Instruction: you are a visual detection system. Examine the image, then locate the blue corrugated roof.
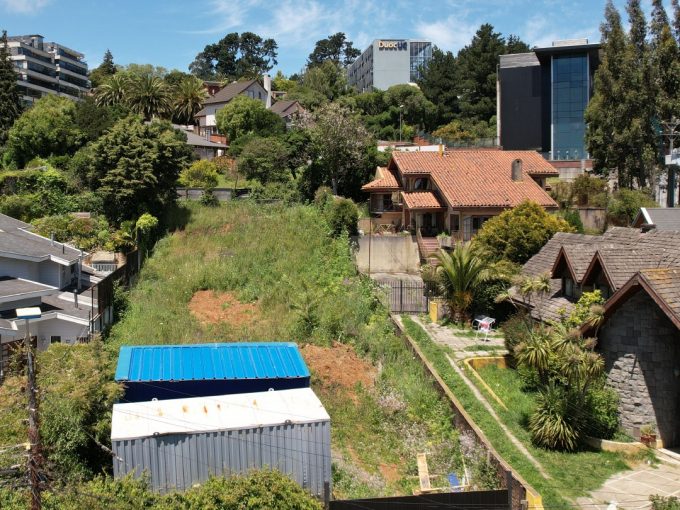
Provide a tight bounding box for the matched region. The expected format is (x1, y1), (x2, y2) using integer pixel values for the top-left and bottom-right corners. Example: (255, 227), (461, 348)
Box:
(115, 342), (310, 382)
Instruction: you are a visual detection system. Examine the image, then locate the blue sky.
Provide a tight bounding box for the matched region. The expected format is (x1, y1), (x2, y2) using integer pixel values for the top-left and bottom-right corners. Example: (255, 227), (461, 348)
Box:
(0, 0), (670, 75)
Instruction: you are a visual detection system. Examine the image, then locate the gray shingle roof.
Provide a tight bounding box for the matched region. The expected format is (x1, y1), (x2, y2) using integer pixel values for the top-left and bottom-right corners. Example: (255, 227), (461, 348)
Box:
(0, 213), (81, 264)
(499, 52), (540, 69)
(0, 276), (56, 301)
(639, 268), (680, 327)
(633, 207), (680, 232)
(203, 79), (260, 105)
(516, 227), (680, 322)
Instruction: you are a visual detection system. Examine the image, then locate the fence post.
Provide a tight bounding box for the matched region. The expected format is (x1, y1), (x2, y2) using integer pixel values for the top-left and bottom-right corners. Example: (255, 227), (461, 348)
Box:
(400, 280), (404, 312)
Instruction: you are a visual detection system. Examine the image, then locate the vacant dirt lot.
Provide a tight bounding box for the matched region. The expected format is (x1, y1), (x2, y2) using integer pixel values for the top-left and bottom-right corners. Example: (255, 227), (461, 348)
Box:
(188, 290), (259, 327)
(300, 342), (376, 401)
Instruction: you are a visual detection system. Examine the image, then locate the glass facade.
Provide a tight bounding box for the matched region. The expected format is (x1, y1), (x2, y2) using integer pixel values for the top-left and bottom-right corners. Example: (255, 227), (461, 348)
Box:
(552, 53), (589, 160)
(409, 42), (432, 82)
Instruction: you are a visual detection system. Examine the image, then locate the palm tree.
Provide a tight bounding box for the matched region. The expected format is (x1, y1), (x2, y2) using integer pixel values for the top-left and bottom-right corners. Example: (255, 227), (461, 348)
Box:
(94, 73), (130, 107)
(126, 75), (171, 121)
(434, 243), (493, 323)
(172, 77), (208, 125)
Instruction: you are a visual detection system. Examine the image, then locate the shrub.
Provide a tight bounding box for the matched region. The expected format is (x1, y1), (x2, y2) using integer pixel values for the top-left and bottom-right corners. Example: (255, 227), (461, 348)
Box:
(179, 160), (219, 188)
(0, 193), (43, 221)
(560, 209), (584, 233)
(501, 313), (532, 355)
(200, 188), (219, 206)
(572, 174), (608, 206)
(237, 136), (291, 184)
(474, 201), (575, 264)
(651, 496), (680, 510)
(326, 198), (358, 236)
(584, 385), (620, 440)
(313, 185), (334, 211)
(529, 384), (583, 451)
(607, 188), (658, 226)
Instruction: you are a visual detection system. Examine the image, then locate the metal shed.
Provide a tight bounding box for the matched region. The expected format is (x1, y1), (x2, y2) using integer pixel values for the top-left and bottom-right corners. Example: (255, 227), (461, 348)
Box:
(111, 388), (331, 498)
(115, 342), (311, 402)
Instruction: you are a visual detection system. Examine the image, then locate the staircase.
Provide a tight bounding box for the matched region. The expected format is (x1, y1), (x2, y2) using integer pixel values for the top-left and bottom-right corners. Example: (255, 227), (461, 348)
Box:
(416, 230), (440, 266)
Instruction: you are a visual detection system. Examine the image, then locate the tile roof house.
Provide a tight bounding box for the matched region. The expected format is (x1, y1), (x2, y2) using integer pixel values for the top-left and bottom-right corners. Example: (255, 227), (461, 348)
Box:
(361, 150), (558, 246)
(516, 227), (680, 446)
(0, 213), (110, 380)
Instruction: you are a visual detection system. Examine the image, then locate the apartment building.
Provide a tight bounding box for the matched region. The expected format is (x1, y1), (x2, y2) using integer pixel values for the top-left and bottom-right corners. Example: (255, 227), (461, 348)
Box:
(7, 34), (90, 105)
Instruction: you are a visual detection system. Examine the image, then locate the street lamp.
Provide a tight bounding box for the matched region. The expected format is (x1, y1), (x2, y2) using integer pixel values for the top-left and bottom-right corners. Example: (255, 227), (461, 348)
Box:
(399, 104), (404, 142)
(16, 306), (42, 510)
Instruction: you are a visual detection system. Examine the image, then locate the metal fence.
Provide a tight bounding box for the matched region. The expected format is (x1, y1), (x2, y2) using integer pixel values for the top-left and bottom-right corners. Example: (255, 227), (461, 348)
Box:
(375, 279), (432, 313)
(330, 490), (510, 510)
(416, 130), (500, 149)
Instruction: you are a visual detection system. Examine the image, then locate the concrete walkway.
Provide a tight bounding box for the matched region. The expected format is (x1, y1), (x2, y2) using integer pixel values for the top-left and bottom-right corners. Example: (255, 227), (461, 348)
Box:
(412, 315), (507, 359)
(576, 462), (680, 509)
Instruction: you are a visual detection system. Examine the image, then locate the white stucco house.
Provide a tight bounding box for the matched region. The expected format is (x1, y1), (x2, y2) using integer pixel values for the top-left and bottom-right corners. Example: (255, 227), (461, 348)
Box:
(0, 213), (111, 379)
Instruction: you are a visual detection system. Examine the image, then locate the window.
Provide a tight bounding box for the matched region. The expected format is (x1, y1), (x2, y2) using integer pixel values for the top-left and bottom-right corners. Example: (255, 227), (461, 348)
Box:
(382, 194), (393, 211)
(552, 53), (589, 160)
(50, 336), (61, 344)
(451, 214), (460, 232)
(414, 178), (429, 190)
(563, 277), (574, 298)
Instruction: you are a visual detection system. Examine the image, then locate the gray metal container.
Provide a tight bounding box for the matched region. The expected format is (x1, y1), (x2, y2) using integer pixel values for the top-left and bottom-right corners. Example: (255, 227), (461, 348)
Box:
(111, 388), (331, 498)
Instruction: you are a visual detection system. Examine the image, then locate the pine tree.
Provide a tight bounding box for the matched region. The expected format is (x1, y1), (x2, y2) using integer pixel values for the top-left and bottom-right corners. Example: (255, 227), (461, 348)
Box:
(417, 47), (459, 125)
(672, 0), (680, 42)
(100, 49), (116, 75)
(0, 30), (22, 147)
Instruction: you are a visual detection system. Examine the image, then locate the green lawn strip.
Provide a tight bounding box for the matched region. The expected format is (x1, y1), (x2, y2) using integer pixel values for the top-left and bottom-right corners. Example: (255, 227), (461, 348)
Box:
(470, 365), (630, 502)
(105, 202), (461, 499)
(463, 344), (503, 352)
(402, 315), (584, 508)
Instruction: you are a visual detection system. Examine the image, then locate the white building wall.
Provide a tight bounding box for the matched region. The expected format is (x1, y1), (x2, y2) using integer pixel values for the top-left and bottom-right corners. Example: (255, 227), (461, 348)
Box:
(14, 317), (89, 351)
(0, 256), (39, 281)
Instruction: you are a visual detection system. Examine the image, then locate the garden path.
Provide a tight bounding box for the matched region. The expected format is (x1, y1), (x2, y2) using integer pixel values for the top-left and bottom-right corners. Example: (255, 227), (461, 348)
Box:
(408, 316), (551, 480)
(576, 461), (680, 509)
(412, 316), (507, 360)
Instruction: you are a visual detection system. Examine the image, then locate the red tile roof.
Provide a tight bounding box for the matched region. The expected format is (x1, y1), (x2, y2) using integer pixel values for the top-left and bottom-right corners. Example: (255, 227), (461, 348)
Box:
(361, 166), (401, 191)
(390, 151), (558, 208)
(401, 191), (445, 210)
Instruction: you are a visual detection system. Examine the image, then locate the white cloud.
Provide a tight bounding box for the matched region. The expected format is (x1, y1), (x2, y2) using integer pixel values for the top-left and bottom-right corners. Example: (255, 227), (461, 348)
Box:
(1, 0), (52, 14)
(187, 0), (263, 35)
(415, 15), (478, 51)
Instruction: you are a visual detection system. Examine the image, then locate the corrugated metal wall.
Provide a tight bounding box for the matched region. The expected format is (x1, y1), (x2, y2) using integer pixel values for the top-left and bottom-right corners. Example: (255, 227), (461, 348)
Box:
(112, 420), (331, 498)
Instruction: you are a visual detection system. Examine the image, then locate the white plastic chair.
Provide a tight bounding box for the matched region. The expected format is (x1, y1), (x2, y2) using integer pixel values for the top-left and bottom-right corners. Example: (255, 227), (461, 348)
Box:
(475, 317), (495, 341)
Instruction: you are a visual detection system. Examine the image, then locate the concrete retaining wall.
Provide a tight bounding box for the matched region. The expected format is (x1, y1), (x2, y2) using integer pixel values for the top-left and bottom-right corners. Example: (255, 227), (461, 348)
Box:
(355, 235), (420, 274)
(577, 207), (606, 232)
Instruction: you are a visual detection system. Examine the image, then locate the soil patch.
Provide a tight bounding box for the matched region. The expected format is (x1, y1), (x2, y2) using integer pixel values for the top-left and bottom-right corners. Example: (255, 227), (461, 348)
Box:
(188, 290), (259, 327)
(301, 342), (376, 401)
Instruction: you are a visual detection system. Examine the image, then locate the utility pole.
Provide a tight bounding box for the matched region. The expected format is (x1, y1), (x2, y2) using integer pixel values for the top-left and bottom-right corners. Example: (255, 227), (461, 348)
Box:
(661, 117), (680, 207)
(17, 308), (43, 510)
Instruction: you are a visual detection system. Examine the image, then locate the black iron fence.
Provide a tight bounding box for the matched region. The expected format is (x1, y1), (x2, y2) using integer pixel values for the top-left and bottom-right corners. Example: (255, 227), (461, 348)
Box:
(330, 490), (509, 510)
(375, 279), (435, 313)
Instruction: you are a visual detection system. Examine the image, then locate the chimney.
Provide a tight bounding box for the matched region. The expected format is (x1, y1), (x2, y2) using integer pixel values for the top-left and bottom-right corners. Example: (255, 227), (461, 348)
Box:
(50, 232), (55, 246)
(263, 74), (272, 109)
(511, 158), (523, 181)
(73, 291), (79, 309)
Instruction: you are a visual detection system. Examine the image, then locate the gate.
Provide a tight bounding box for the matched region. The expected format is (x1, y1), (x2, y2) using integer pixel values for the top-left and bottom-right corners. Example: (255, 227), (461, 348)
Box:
(375, 279), (430, 313)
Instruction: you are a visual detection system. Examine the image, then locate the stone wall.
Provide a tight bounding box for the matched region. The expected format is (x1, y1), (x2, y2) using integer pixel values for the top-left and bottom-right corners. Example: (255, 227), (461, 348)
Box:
(599, 290), (680, 446)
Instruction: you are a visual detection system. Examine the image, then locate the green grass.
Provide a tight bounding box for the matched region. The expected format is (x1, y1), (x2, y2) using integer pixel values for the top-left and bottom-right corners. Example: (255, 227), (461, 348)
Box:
(401, 315), (629, 508)
(105, 201), (463, 498)
(463, 344), (503, 352)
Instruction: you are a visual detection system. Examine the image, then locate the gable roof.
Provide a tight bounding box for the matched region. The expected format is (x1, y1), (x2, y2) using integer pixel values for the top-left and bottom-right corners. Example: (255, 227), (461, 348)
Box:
(203, 79), (262, 105)
(0, 213), (81, 265)
(518, 227), (680, 322)
(361, 166), (401, 191)
(632, 207), (680, 231)
(270, 99), (303, 118)
(389, 151), (558, 208)
(402, 191), (446, 210)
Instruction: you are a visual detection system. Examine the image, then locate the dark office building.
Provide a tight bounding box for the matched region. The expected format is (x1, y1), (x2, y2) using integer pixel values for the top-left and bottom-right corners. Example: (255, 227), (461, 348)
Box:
(497, 39), (601, 161)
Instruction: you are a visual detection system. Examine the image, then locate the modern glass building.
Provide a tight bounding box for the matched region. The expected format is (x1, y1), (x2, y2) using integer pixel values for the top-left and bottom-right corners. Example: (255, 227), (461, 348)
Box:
(497, 39), (600, 161)
(348, 39), (432, 92)
(7, 34), (90, 106)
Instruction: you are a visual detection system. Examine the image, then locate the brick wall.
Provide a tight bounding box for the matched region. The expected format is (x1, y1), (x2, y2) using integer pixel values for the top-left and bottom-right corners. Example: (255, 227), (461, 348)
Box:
(599, 291), (680, 446)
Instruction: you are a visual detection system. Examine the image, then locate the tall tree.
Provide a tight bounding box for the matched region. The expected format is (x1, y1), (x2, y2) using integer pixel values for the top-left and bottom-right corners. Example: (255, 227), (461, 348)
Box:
(308, 32), (360, 67)
(94, 73), (130, 107)
(673, 0), (680, 42)
(0, 30), (22, 147)
(126, 75), (171, 121)
(455, 24), (529, 123)
(215, 95), (285, 143)
(586, 0), (657, 188)
(89, 49), (117, 88)
(306, 102), (373, 196)
(417, 47), (459, 125)
(172, 75), (208, 125)
(506, 35), (531, 54)
(189, 32), (277, 80)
